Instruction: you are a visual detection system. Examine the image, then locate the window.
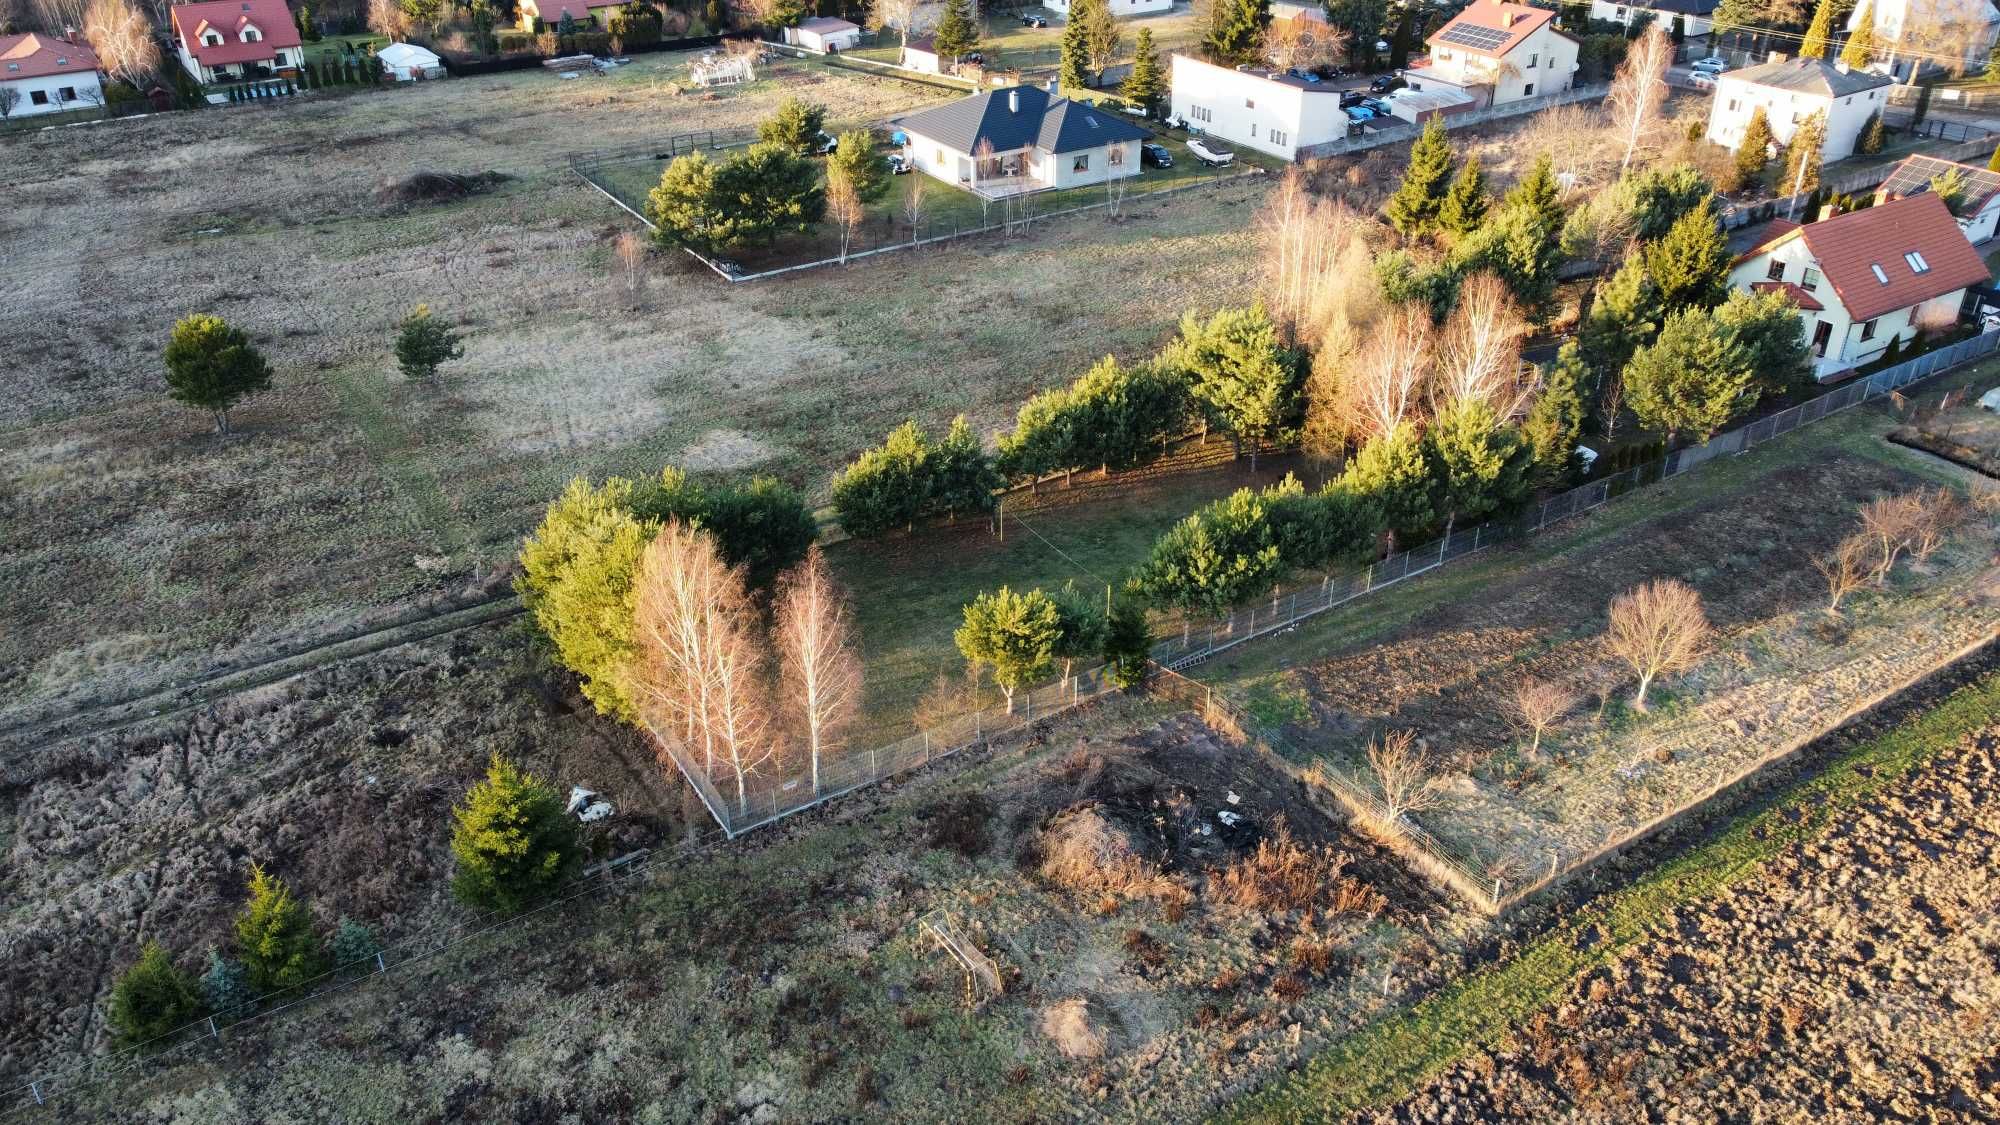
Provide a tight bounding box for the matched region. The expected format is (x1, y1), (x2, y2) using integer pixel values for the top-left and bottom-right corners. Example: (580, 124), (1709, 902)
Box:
(1251, 123), (1258, 136)
(1905, 250), (1930, 272)
(1766, 259), (1786, 282)
(935, 148), (944, 164)
(1074, 154), (1089, 172)
(1861, 318), (1878, 340)
(1191, 104), (1212, 122)
(1523, 82), (1535, 96)
(203, 31), (223, 45)
(1245, 97), (1255, 108)
(1727, 98), (1740, 112)
(30, 89), (48, 104)
(1271, 129), (1288, 145)
(1802, 267), (1821, 291)
(1527, 52), (1538, 68)
(242, 27), (260, 41)
(1869, 263), (1889, 284)
(58, 86), (74, 100)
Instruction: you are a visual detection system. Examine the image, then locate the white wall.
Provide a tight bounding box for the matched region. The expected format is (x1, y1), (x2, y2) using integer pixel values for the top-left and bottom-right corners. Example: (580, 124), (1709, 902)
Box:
(1587, 1), (1713, 38)
(1730, 244), (1969, 377)
(798, 26), (861, 52)
(1168, 54), (1345, 162)
(177, 41), (302, 83)
(901, 46), (941, 74)
(1036, 140), (1140, 188)
(2, 69), (104, 115)
(1424, 22), (1577, 103)
(1705, 73), (1885, 162)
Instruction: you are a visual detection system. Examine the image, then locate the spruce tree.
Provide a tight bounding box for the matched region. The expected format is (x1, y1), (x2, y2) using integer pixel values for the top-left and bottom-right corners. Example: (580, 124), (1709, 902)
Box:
(1840, 1), (1874, 69)
(932, 0), (979, 66)
(1060, 3), (1090, 91)
(108, 942), (203, 1047)
(1623, 306), (1758, 441)
(1122, 28), (1165, 116)
(1340, 423), (1435, 543)
(1642, 198), (1730, 314)
(1385, 117), (1455, 239)
(1437, 154), (1491, 237)
(163, 314), (273, 434)
(234, 864), (326, 994)
(1582, 255), (1661, 375)
(1102, 595), (1153, 690)
(1505, 154), (1565, 232)
(927, 414), (1001, 522)
(1735, 105), (1774, 186)
(1855, 109), (1886, 155)
(199, 951), (252, 1024)
(394, 303), (465, 383)
(1424, 401), (1531, 534)
(1799, 0), (1837, 58)
(1523, 342), (1588, 488)
(450, 755), (582, 915)
(1203, 0), (1272, 65)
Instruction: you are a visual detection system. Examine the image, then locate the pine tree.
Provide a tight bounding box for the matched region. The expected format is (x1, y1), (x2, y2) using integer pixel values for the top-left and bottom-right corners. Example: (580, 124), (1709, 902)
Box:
(954, 587), (1063, 712)
(1642, 198), (1730, 313)
(1341, 423), (1435, 543)
(1385, 116), (1455, 239)
(1452, 172), (1567, 323)
(1505, 154), (1565, 232)
(832, 420), (933, 536)
(1799, 0), (1837, 58)
(1523, 341), (1588, 488)
(1840, 1), (1874, 69)
(1582, 255), (1661, 375)
(1203, 0), (1272, 65)
(108, 942), (203, 1046)
(163, 314), (274, 434)
(1624, 305), (1758, 441)
(1715, 287), (1815, 396)
(1855, 109), (1886, 155)
(1122, 28), (1165, 116)
(1048, 581), (1109, 682)
(1424, 400), (1532, 533)
(234, 864), (326, 994)
(927, 414), (1001, 521)
(827, 129), (890, 203)
(1101, 594), (1153, 690)
(394, 303), (465, 383)
(1735, 105), (1774, 186)
(450, 755), (582, 915)
(932, 0), (979, 66)
(1437, 154), (1491, 237)
(1060, 2), (1090, 91)
(1158, 304), (1302, 466)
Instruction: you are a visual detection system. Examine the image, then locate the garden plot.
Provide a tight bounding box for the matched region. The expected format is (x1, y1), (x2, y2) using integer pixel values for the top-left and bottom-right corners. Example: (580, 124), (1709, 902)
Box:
(1199, 425), (2000, 891)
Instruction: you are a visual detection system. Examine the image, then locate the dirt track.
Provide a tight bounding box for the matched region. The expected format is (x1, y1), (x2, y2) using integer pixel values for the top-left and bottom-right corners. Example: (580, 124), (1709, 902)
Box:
(1375, 717), (2000, 1122)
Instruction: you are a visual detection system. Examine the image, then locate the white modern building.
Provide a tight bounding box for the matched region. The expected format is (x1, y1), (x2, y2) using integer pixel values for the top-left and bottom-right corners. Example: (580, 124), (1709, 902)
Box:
(170, 0), (305, 84)
(890, 84), (1149, 195)
(1168, 53), (1348, 162)
(1845, 0), (2000, 81)
(0, 34), (103, 115)
(1587, 0), (1717, 39)
(1403, 0), (1579, 108)
(1728, 193), (1990, 378)
(900, 36), (943, 75)
(1704, 56), (1893, 165)
(787, 16), (862, 53)
(1875, 153), (2000, 244)
(1045, 0), (1173, 15)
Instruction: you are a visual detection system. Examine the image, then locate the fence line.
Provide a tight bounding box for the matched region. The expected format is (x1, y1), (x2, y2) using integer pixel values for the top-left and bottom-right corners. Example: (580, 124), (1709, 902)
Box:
(1293, 84), (1609, 162)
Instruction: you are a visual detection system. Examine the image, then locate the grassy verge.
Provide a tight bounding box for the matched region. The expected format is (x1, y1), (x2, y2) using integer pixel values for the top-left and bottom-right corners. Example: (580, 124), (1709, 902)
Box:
(1222, 658), (2000, 1123)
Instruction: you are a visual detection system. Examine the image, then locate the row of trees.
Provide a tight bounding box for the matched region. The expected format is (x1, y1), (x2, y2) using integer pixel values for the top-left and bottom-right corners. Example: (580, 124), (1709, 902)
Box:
(953, 583), (1150, 711)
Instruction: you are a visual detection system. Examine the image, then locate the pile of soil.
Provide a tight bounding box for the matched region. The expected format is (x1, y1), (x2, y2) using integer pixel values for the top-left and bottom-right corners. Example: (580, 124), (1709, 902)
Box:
(376, 170), (511, 209)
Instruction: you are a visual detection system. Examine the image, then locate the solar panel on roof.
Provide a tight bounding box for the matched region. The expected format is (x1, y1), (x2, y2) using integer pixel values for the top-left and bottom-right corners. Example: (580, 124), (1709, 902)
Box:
(1437, 23), (1511, 51)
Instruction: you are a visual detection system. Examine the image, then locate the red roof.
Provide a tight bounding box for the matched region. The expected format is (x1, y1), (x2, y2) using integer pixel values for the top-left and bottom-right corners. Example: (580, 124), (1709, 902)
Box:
(1426, 0), (1563, 58)
(172, 0), (302, 68)
(0, 33), (99, 81)
(530, 0), (624, 22)
(1750, 280), (1825, 311)
(1744, 194), (1990, 324)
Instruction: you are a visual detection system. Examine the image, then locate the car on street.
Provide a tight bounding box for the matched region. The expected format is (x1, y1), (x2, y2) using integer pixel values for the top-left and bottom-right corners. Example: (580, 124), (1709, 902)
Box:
(1020, 13), (1046, 26)
(1689, 72), (1716, 89)
(1340, 90), (1366, 108)
(1691, 55), (1728, 73)
(1285, 67), (1322, 83)
(1140, 141), (1173, 168)
(887, 154), (913, 174)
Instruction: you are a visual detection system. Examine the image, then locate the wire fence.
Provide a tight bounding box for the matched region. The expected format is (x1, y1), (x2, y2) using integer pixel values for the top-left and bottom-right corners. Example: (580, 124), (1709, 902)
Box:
(1151, 329), (2000, 673)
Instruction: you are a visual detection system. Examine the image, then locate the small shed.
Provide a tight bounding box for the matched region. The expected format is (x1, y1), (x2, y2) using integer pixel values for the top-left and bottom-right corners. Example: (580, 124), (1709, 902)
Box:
(379, 42), (445, 81)
(789, 16), (862, 53)
(901, 36), (941, 74)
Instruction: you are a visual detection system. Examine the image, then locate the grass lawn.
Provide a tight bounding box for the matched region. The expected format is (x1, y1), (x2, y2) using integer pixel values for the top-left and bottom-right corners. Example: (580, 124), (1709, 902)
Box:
(302, 32), (390, 67)
(849, 5), (1206, 79)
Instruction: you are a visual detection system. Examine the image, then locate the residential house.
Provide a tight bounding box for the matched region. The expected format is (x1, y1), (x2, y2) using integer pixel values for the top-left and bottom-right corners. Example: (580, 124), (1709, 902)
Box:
(890, 84), (1148, 196)
(516, 0), (626, 30)
(1045, 0), (1173, 15)
(0, 34), (103, 116)
(787, 17), (863, 53)
(1586, 0), (1717, 39)
(1168, 53), (1347, 162)
(1704, 56), (1892, 165)
(1845, 0), (2000, 81)
(1875, 153), (2000, 243)
(1727, 193), (1990, 378)
(1402, 0), (1578, 108)
(901, 36), (942, 75)
(171, 0), (305, 84)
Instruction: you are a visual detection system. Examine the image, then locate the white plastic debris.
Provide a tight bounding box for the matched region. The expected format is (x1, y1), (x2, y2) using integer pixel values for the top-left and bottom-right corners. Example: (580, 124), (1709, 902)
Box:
(567, 786), (615, 823)
(1216, 810), (1244, 828)
(1225, 790), (1242, 806)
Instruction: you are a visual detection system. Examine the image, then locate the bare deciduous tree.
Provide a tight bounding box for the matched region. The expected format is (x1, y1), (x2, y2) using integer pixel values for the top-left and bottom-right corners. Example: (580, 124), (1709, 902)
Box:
(82, 0), (156, 86)
(1434, 272), (1534, 419)
(0, 87), (19, 120)
(613, 230), (647, 299)
(1342, 304), (1433, 441)
(1261, 16), (1347, 72)
(1366, 730), (1443, 826)
(775, 546), (863, 796)
(1911, 486), (1968, 563)
(31, 0), (88, 37)
(1597, 374), (1625, 444)
(368, 0), (412, 42)
(827, 170), (865, 265)
(1859, 492), (1922, 584)
(1606, 25), (1673, 175)
(1521, 101), (1612, 190)
(1511, 678), (1575, 760)
(1604, 578), (1711, 710)
(870, 0), (937, 45)
(902, 174), (928, 234)
(1258, 171), (1377, 351)
(1812, 532), (1873, 616)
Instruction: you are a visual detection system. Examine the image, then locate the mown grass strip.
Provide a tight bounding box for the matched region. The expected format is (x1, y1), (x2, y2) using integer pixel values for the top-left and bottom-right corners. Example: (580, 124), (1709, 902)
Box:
(1220, 662), (2000, 1124)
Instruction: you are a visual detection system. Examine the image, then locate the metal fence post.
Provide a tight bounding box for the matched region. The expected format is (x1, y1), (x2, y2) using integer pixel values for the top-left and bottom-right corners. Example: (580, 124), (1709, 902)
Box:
(208, 1015), (218, 1038)
(30, 1082), (41, 1106)
(923, 729), (932, 765)
(375, 952), (386, 974)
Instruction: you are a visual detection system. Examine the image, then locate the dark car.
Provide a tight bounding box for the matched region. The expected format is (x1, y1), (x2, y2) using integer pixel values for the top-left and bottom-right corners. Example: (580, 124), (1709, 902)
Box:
(1339, 90), (1366, 108)
(1360, 96), (1394, 116)
(1141, 141), (1173, 168)
(1369, 73), (1406, 94)
(1020, 13), (1046, 26)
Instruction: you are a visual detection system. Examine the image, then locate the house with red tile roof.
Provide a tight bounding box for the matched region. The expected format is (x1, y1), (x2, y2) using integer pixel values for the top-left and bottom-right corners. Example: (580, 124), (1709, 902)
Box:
(171, 0), (305, 85)
(1728, 193), (1991, 379)
(1403, 0), (1579, 108)
(0, 34), (103, 117)
(514, 0), (627, 31)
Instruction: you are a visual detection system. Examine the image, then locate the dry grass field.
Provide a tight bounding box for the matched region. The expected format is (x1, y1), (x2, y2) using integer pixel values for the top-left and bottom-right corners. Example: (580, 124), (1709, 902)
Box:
(0, 50), (1269, 731)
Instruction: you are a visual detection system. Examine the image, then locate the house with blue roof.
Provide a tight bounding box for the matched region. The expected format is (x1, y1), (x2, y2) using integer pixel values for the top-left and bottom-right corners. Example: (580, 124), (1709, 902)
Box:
(889, 84), (1151, 197)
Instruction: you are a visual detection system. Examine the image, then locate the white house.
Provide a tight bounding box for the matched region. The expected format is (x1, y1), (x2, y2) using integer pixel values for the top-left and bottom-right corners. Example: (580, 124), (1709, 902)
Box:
(1587, 0), (1717, 39)
(171, 0), (305, 84)
(900, 36), (942, 75)
(0, 34), (103, 116)
(1875, 153), (2000, 244)
(788, 16), (862, 53)
(1168, 53), (1347, 162)
(377, 42), (444, 81)
(1845, 0), (2000, 81)
(1045, 0), (1173, 15)
(1728, 193), (1990, 378)
(889, 84), (1149, 195)
(1403, 0), (1579, 108)
(1704, 56), (1892, 165)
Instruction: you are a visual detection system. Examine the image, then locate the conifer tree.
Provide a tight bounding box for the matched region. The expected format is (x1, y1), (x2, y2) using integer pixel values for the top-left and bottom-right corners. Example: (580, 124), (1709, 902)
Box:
(832, 420), (933, 536)
(1048, 581), (1109, 682)
(1624, 305), (1758, 441)
(1102, 594), (1153, 689)
(1735, 105), (1774, 185)
(1523, 341), (1588, 487)
(1799, 0), (1837, 58)
(1782, 110), (1827, 195)
(1840, 1), (1874, 69)
(1341, 423), (1435, 543)
(163, 314), (274, 434)
(108, 942), (203, 1046)
(450, 755), (582, 915)
(1060, 1), (1090, 90)
(932, 0), (979, 66)
(1437, 154), (1491, 237)
(1582, 254), (1661, 377)
(928, 414), (1001, 521)
(1158, 304), (1301, 467)
(1642, 198), (1730, 313)
(954, 587), (1063, 712)
(234, 864), (326, 993)
(1122, 27), (1165, 115)
(1855, 109), (1885, 155)
(1385, 117), (1455, 238)
(1203, 0), (1272, 64)
(1424, 400), (1532, 534)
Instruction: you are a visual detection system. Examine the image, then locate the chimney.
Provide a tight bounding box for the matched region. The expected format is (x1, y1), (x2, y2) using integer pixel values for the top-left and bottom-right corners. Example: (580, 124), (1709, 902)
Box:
(1835, 59), (1849, 73)
(1009, 88), (1019, 113)
(1501, 11), (1514, 27)
(1768, 50), (1787, 63)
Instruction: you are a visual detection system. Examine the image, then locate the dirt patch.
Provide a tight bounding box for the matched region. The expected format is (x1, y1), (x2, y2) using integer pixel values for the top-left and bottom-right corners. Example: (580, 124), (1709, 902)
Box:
(678, 427), (778, 472)
(376, 170), (511, 210)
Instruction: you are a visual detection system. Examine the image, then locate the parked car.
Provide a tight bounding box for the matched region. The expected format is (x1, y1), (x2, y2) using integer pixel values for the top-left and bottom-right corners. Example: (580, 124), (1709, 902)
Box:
(1340, 90), (1366, 108)
(1689, 72), (1716, 89)
(1344, 105), (1375, 124)
(1141, 141), (1173, 168)
(1369, 73), (1405, 94)
(1285, 67), (1322, 83)
(1691, 55), (1728, 73)
(1121, 102), (1150, 118)
(887, 154), (913, 174)
(811, 131), (838, 155)
(1360, 96), (1393, 116)
(1020, 13), (1046, 26)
